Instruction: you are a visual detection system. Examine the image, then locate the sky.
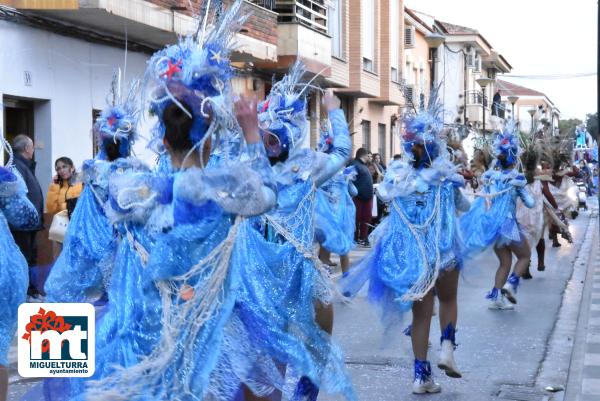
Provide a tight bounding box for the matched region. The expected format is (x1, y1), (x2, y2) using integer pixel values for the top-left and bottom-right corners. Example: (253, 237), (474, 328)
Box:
(404, 0), (598, 121)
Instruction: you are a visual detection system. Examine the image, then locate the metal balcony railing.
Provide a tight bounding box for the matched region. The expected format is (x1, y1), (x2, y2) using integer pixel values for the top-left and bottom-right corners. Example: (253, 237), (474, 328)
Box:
(466, 90), (486, 106)
(491, 103), (507, 119)
(275, 0), (329, 34)
(466, 91), (511, 120)
(247, 0), (276, 10)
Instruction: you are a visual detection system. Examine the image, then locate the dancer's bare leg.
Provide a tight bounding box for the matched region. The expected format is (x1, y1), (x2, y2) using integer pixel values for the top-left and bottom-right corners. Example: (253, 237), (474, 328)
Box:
(411, 291), (434, 360)
(493, 246), (513, 289)
(510, 239), (531, 278)
(436, 269), (459, 332)
(435, 268), (461, 378)
(318, 247), (332, 265)
(340, 254), (350, 274)
(315, 301), (334, 335)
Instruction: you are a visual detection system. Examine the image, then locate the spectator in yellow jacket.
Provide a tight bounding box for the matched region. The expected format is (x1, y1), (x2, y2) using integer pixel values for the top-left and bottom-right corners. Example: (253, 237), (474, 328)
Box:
(46, 157), (83, 257)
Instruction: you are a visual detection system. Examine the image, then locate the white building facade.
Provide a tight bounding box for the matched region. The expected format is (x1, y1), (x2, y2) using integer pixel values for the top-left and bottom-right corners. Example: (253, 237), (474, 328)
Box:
(0, 18), (152, 194)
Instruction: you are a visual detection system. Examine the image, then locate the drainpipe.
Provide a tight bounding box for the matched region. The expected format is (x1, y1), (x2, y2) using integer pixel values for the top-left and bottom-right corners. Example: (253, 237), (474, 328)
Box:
(463, 51), (467, 124)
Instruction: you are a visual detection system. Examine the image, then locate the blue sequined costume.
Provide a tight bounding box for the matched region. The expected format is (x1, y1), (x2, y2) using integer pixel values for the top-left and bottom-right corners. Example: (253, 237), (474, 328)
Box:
(42, 160), (167, 401)
(459, 167), (535, 252)
(254, 65), (356, 399)
(44, 160), (115, 303)
(0, 166), (39, 366)
(340, 97), (469, 326)
(81, 3), (304, 400)
(315, 166), (357, 256)
(341, 158), (467, 324)
(34, 77), (149, 401)
(85, 142), (278, 401)
(44, 76), (140, 303)
(459, 126), (535, 253)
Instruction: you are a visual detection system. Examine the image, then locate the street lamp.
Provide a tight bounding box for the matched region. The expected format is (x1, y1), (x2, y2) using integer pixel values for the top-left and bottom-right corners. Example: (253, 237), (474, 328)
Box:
(476, 78), (494, 133)
(527, 109), (536, 133)
(507, 96), (519, 119)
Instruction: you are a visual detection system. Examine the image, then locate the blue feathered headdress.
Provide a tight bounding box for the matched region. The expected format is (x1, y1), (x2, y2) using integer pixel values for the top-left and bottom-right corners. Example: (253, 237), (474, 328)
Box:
(401, 89), (445, 165)
(94, 72), (140, 160)
(492, 120), (521, 166)
(146, 0), (248, 152)
(257, 61), (313, 157)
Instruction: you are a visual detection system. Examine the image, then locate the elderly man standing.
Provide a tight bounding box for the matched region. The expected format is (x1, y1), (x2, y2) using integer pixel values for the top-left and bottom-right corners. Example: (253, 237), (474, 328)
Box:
(350, 147), (374, 246)
(11, 134), (44, 299)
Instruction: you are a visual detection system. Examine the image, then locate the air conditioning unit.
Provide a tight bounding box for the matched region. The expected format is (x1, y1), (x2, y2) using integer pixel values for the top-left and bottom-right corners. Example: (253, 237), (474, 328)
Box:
(404, 26), (415, 48)
(405, 85), (415, 103)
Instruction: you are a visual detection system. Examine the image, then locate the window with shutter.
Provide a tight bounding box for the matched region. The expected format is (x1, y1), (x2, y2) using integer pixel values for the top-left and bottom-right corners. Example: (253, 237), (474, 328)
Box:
(473, 57), (481, 73)
(362, 0), (375, 71)
(391, 67), (399, 82)
(329, 0), (343, 58)
(362, 120), (372, 151)
(390, 0), (399, 74)
(404, 26), (415, 48)
(467, 53), (474, 68)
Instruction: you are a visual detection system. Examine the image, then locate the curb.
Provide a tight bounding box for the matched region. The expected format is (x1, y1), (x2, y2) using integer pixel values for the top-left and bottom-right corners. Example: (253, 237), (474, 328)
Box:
(536, 204), (599, 400)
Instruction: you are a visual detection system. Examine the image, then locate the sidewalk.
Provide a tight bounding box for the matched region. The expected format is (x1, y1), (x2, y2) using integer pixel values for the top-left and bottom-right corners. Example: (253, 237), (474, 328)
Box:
(563, 200), (600, 401)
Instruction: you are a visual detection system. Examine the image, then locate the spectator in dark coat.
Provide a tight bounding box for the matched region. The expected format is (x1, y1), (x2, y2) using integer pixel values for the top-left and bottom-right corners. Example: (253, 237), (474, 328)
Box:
(11, 134), (44, 298)
(349, 147), (374, 246)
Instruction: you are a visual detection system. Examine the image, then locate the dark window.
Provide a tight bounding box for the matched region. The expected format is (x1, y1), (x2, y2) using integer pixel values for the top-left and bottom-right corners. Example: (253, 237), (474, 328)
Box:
(378, 123), (386, 163)
(362, 120), (371, 151)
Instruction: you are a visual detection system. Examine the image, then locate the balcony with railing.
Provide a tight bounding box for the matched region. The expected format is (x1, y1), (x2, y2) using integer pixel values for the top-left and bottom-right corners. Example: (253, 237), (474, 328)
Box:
(13, 0), (278, 61)
(256, 0), (332, 75)
(275, 0), (328, 34)
(247, 0), (276, 10)
(466, 90), (510, 130)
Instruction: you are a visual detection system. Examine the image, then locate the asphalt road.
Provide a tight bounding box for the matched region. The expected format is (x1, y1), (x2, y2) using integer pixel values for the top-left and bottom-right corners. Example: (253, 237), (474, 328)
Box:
(322, 202), (598, 401)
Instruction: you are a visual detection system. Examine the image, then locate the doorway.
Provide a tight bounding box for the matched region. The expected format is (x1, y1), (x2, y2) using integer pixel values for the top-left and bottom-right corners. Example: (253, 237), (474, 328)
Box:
(3, 96), (35, 160)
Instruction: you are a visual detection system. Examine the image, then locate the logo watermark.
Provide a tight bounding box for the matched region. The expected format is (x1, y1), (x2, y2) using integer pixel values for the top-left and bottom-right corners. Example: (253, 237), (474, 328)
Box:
(18, 303), (95, 377)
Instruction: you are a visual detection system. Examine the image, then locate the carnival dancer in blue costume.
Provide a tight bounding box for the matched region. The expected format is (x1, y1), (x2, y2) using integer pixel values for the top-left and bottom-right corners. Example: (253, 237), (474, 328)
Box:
(255, 63), (356, 401)
(44, 73), (139, 304)
(341, 95), (470, 394)
(83, 3), (311, 401)
(315, 126), (357, 275)
(32, 77), (152, 401)
(0, 137), (39, 401)
(459, 121), (535, 310)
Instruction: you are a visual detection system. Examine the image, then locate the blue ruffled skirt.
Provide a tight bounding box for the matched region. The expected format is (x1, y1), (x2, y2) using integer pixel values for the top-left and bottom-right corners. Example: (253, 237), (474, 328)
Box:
(459, 191), (526, 254)
(314, 186), (356, 256)
(341, 183), (462, 326)
(38, 225), (162, 401)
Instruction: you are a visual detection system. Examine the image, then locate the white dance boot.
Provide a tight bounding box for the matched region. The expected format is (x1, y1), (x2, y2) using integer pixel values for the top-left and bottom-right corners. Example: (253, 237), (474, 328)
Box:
(437, 323), (462, 378)
(412, 359), (442, 394)
(438, 340), (462, 378)
(487, 287), (515, 310)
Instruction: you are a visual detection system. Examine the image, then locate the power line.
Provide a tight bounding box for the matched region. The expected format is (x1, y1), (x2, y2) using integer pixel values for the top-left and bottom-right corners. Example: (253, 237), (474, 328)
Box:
(504, 72), (597, 80)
